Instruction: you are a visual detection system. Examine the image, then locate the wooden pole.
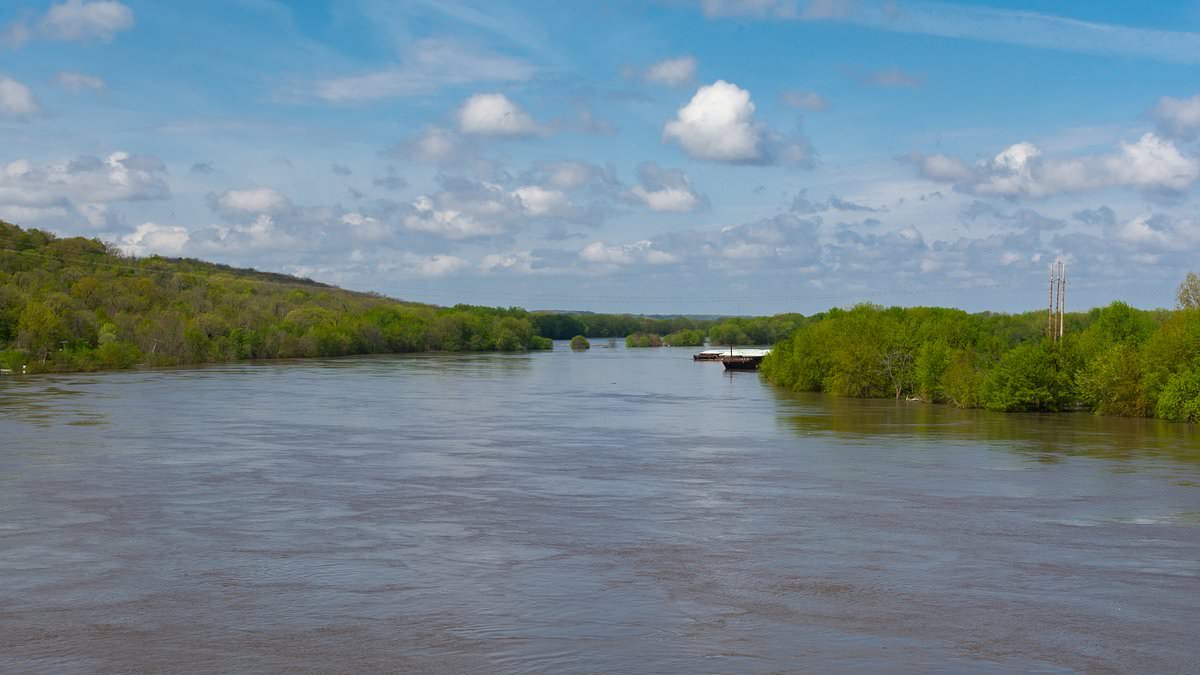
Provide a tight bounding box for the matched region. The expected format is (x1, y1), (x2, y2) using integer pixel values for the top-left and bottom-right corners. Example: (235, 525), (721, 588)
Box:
(1059, 261), (1067, 338)
(1048, 262), (1055, 339)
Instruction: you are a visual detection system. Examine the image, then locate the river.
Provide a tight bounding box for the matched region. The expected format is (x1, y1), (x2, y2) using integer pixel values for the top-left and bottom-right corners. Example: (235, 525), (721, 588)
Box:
(1, 342), (1197, 673)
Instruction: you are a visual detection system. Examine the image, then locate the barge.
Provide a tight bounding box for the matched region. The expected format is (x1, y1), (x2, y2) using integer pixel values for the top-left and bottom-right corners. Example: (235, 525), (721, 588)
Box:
(694, 347), (772, 370)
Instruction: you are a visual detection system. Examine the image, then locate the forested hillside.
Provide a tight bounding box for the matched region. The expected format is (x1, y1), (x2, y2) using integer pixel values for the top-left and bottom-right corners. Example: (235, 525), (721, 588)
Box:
(760, 298), (1200, 423)
(0, 222), (552, 373)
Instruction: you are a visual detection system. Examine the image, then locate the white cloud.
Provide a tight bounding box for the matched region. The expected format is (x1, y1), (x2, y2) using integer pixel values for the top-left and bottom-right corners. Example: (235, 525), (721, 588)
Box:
(631, 186), (700, 212)
(404, 194), (507, 239)
(340, 212), (392, 241)
(191, 214), (304, 255)
(0, 75), (37, 116)
(628, 162), (704, 212)
(39, 0), (134, 43)
(1153, 94), (1200, 140)
(907, 151), (977, 182)
(0, 152), (168, 222)
(480, 250), (536, 274)
(644, 56), (697, 87)
(401, 174), (586, 240)
(580, 240), (678, 266)
(310, 38), (534, 103)
(406, 253), (469, 278)
(213, 187), (288, 213)
(664, 80), (762, 162)
(913, 133), (1199, 197)
(512, 185), (572, 216)
(395, 127), (473, 165)
(54, 71), (106, 93)
(780, 89), (829, 111)
(541, 161), (603, 190)
(458, 93), (541, 136)
(663, 80), (814, 166)
(120, 222), (190, 257)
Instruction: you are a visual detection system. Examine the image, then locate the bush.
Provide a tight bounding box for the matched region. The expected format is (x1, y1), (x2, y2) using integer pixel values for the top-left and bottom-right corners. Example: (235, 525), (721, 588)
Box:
(1156, 366), (1200, 422)
(980, 341), (1078, 412)
(569, 335), (590, 350)
(663, 329), (705, 347)
(625, 332), (662, 348)
(529, 335), (553, 350)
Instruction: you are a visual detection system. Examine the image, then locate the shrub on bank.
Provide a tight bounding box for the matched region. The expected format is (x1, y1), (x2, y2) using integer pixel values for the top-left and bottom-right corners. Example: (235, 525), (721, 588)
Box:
(625, 333), (662, 348)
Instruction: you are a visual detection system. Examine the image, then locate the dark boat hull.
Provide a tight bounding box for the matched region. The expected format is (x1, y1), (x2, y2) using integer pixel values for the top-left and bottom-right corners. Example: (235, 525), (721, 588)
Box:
(721, 356), (764, 370)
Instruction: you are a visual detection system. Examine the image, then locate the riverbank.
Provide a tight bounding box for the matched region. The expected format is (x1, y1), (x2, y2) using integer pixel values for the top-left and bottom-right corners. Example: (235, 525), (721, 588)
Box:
(760, 302), (1200, 423)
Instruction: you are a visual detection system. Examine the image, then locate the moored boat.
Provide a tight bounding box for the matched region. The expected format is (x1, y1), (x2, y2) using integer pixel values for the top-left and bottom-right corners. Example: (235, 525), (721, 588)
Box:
(720, 348), (771, 370)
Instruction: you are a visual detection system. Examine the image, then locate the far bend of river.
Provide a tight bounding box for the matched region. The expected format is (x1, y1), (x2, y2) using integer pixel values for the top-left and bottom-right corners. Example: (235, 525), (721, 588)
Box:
(2, 343), (1199, 674)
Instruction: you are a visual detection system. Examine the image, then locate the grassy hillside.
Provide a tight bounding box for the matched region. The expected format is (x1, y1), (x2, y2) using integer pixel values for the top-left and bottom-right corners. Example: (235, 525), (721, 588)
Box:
(0, 221), (551, 373)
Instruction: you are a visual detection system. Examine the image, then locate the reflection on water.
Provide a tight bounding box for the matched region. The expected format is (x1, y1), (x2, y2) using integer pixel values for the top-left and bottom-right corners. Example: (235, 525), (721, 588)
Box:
(781, 391), (1200, 466)
(1, 344), (1198, 674)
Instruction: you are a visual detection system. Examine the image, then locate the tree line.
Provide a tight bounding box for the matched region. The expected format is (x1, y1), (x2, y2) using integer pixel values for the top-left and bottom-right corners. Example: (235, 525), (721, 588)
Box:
(0, 222), (554, 373)
(760, 282), (1200, 423)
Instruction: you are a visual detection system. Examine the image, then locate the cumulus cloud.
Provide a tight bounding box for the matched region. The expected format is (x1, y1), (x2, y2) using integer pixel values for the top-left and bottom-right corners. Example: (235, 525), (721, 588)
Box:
(1153, 94), (1200, 140)
(520, 160), (619, 193)
(663, 80), (815, 166)
(480, 250), (537, 274)
(190, 162), (215, 175)
(404, 193), (507, 239)
(0, 75), (37, 116)
(331, 163), (352, 176)
(0, 152), (168, 227)
(643, 56), (697, 87)
(458, 93), (541, 136)
(905, 151), (976, 182)
(392, 127), (474, 166)
(401, 174), (590, 240)
(209, 187), (289, 216)
(628, 162), (704, 212)
(512, 185), (572, 216)
(407, 253), (469, 277)
(309, 38), (535, 103)
(780, 89), (829, 111)
(910, 133), (1199, 197)
(580, 240), (679, 266)
(54, 71), (106, 94)
(120, 222), (190, 257)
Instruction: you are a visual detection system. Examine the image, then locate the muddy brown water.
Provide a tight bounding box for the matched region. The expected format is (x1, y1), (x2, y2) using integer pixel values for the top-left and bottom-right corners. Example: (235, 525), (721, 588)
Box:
(1, 342), (1198, 673)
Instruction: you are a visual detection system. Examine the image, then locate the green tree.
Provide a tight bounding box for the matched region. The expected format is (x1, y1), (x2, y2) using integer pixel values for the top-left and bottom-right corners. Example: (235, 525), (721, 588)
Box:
(569, 335), (590, 350)
(16, 300), (69, 361)
(1155, 365), (1200, 422)
(980, 340), (1079, 412)
(1178, 272), (1200, 310)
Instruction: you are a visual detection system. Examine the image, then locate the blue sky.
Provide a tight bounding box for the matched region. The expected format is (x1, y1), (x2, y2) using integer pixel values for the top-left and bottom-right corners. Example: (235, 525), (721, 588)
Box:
(3, 0), (1200, 314)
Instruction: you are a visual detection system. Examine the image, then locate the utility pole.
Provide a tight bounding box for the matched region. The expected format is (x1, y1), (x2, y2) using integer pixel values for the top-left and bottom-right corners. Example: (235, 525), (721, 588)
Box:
(1058, 261), (1067, 339)
(1047, 262), (1055, 339)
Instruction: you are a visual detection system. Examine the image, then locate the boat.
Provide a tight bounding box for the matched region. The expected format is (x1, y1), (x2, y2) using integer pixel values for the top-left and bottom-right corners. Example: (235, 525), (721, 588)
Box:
(695, 347), (772, 368)
(721, 348), (770, 370)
